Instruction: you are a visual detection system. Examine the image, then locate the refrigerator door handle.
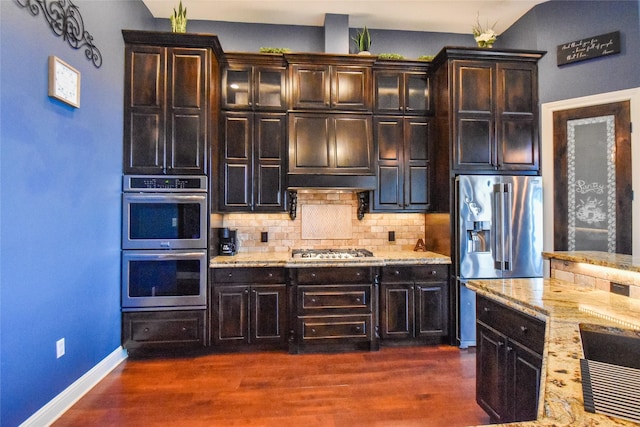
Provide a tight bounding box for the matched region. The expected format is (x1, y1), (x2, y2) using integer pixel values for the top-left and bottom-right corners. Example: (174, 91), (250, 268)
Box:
(493, 183), (503, 270)
(503, 183), (513, 271)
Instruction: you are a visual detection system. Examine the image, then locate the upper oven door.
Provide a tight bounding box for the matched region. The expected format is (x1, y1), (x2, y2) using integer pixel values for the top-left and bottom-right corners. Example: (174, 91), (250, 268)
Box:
(122, 193), (208, 250)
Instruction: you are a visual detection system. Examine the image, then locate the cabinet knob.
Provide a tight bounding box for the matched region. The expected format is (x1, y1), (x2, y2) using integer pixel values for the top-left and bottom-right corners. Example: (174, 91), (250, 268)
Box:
(355, 326), (361, 332)
(356, 272), (361, 277)
(431, 270), (437, 275)
(520, 325), (528, 333)
(311, 298), (316, 303)
(355, 297), (361, 302)
(311, 273), (316, 278)
(483, 307), (490, 312)
(181, 327), (187, 332)
(394, 270), (400, 275)
(311, 328), (316, 334)
(144, 328), (150, 332)
(228, 272), (233, 278)
(268, 273), (273, 277)
(507, 346), (513, 352)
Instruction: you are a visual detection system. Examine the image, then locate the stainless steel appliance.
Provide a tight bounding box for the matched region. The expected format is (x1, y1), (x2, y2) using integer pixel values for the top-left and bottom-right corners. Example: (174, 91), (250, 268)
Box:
(291, 248), (374, 260)
(122, 175), (208, 250)
(456, 175), (543, 347)
(121, 175), (208, 311)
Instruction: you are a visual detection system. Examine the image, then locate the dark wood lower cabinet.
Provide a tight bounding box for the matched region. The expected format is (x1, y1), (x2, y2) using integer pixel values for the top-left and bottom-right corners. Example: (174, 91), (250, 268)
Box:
(211, 267), (288, 350)
(476, 294), (545, 423)
(122, 310), (207, 355)
(289, 266), (379, 353)
(380, 265), (449, 344)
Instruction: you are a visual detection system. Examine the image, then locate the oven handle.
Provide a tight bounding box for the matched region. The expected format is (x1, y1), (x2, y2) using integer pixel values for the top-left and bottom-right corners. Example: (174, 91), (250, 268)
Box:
(124, 194), (206, 202)
(123, 250), (207, 261)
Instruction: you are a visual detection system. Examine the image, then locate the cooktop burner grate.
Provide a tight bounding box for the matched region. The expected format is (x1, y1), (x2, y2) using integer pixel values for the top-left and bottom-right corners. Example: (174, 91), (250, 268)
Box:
(291, 248), (374, 259)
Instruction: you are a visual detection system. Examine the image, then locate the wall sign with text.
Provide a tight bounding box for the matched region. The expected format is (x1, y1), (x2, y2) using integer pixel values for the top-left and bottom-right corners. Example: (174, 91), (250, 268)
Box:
(557, 31), (621, 66)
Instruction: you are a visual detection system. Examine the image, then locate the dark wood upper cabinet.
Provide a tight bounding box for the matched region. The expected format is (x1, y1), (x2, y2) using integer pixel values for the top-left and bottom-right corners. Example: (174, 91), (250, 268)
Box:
(374, 62), (432, 115)
(287, 54), (375, 111)
(452, 60), (539, 172)
(430, 47), (545, 213)
(288, 113), (374, 175)
(220, 112), (286, 212)
(123, 30), (223, 175)
(221, 53), (287, 111)
(373, 116), (432, 211)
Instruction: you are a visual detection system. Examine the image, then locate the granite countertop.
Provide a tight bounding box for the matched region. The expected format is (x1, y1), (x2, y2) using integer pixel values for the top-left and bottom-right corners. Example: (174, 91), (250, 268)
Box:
(544, 250), (640, 274)
(209, 250), (451, 268)
(466, 277), (640, 427)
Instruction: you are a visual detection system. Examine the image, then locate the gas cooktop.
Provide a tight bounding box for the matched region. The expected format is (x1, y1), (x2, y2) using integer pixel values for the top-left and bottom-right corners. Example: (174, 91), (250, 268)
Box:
(291, 248), (374, 260)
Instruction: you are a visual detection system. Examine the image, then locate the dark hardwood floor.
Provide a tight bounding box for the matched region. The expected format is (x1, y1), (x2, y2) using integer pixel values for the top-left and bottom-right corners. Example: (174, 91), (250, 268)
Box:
(54, 345), (490, 427)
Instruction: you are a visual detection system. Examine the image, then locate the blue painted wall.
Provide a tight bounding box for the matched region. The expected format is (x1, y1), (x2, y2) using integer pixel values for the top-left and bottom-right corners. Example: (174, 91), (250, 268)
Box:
(0, 1), (153, 425)
(499, 0), (640, 103)
(1, 1), (638, 426)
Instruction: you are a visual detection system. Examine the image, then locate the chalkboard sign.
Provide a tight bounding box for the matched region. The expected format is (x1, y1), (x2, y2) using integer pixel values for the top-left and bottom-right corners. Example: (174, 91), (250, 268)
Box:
(557, 31), (620, 66)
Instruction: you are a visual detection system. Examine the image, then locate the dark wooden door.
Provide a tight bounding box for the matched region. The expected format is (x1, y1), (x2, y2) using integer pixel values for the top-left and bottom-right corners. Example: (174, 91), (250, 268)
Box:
(124, 45), (166, 174)
(290, 64), (330, 109)
(506, 340), (542, 422)
(220, 111), (252, 210)
(332, 66), (371, 110)
(415, 281), (447, 336)
(166, 47), (208, 174)
(476, 323), (507, 423)
(124, 46), (208, 175)
(553, 101), (632, 254)
(213, 285), (249, 344)
(251, 284), (287, 344)
(373, 116), (403, 210)
(380, 282), (414, 339)
(253, 113), (286, 211)
(404, 117), (431, 211)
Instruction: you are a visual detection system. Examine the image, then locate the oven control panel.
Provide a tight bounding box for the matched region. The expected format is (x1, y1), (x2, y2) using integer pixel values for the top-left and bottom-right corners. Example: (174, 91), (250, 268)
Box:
(123, 175), (207, 192)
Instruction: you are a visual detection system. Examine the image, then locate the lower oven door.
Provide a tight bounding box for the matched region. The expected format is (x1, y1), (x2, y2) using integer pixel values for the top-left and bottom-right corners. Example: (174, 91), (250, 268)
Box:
(122, 249), (207, 310)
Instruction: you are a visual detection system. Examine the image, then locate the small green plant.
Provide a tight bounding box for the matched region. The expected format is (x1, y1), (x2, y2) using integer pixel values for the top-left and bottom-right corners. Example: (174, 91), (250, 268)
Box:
(259, 47), (292, 54)
(352, 26), (372, 52)
(170, 1), (187, 33)
(417, 55), (435, 61)
(378, 53), (405, 60)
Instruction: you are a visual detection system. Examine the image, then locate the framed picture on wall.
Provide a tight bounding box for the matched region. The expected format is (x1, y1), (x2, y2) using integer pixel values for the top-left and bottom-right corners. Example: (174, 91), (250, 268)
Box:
(48, 55), (80, 108)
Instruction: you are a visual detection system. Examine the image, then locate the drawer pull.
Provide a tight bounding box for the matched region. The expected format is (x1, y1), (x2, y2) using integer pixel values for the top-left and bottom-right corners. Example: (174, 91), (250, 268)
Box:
(311, 273), (316, 278)
(394, 270), (400, 275)
(268, 273), (273, 277)
(144, 328), (150, 332)
(483, 307), (490, 312)
(431, 270), (437, 275)
(356, 272), (361, 277)
(181, 327), (187, 332)
(355, 298), (361, 303)
(311, 298), (316, 303)
(311, 328), (316, 334)
(227, 272), (233, 277)
(520, 325), (528, 333)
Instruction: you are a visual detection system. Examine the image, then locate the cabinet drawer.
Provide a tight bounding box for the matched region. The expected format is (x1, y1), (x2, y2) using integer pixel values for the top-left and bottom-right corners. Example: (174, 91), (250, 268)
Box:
(299, 315), (372, 341)
(122, 310), (206, 348)
(213, 267), (285, 283)
(298, 284), (371, 314)
(382, 264), (449, 281)
(477, 296), (545, 354)
(295, 267), (373, 284)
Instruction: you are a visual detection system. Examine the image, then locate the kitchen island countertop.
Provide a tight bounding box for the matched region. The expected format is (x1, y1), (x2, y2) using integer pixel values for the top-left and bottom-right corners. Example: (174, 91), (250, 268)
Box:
(466, 277), (640, 427)
(210, 250), (450, 268)
(544, 250), (640, 274)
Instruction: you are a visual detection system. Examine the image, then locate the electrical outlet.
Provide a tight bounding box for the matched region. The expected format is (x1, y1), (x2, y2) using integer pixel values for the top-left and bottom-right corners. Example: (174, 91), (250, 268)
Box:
(388, 231), (395, 242)
(56, 338), (65, 358)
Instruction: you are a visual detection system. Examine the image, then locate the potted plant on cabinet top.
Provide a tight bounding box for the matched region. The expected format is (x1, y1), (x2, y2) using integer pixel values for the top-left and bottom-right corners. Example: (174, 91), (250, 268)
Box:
(472, 14), (497, 48)
(170, 1), (187, 33)
(352, 26), (372, 54)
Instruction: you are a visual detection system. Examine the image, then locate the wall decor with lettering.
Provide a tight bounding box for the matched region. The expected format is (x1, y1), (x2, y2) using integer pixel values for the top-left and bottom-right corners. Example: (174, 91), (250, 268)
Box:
(557, 31), (621, 66)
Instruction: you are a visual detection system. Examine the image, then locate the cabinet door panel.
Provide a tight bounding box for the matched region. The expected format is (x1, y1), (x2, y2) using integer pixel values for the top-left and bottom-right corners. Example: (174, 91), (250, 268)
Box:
(415, 283), (447, 336)
(289, 115), (331, 169)
(213, 285), (249, 344)
(381, 284), (413, 339)
(407, 165), (429, 208)
(256, 68), (287, 109)
(254, 114), (286, 210)
(476, 323), (507, 423)
(507, 340), (542, 422)
(499, 119), (538, 169)
(377, 166), (401, 207)
(222, 68), (251, 108)
(405, 73), (430, 114)
(292, 65), (330, 109)
(458, 64), (493, 113)
(499, 65), (535, 114)
(375, 72), (402, 113)
(332, 67), (370, 110)
(252, 285), (287, 343)
(171, 51), (205, 108)
(129, 113), (162, 170)
(224, 164), (251, 206)
(376, 117), (402, 161)
(334, 115), (372, 169)
(130, 49), (163, 107)
(456, 118), (493, 168)
(171, 114), (203, 170)
(256, 164), (282, 207)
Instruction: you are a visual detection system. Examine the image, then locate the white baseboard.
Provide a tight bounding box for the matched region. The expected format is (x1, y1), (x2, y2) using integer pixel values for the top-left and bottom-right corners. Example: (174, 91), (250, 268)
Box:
(20, 346), (128, 427)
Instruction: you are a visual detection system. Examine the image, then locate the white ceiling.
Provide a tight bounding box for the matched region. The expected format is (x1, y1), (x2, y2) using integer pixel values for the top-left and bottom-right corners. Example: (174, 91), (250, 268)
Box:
(141, 0), (546, 35)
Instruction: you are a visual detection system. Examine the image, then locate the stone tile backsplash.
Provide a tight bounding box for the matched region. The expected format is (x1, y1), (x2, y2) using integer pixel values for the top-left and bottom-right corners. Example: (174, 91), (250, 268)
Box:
(211, 191), (427, 253)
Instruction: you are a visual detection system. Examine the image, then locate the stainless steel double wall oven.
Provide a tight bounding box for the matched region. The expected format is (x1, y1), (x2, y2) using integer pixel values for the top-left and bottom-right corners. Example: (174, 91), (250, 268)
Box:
(121, 175), (208, 310)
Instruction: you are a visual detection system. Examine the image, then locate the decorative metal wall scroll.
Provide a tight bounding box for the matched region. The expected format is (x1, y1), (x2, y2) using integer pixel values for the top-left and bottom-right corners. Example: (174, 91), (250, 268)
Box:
(15, 0), (103, 68)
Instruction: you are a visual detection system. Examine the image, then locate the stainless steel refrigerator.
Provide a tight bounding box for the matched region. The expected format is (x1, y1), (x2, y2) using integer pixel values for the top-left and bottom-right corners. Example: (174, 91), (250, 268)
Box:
(456, 175), (543, 348)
